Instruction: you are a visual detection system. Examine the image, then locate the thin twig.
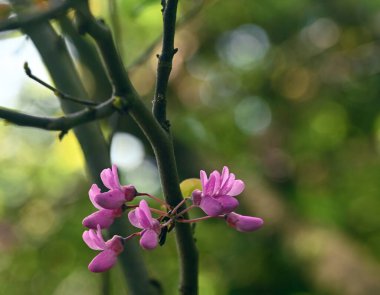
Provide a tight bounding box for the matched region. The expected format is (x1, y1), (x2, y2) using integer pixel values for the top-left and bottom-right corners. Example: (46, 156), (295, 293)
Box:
(24, 62), (98, 106)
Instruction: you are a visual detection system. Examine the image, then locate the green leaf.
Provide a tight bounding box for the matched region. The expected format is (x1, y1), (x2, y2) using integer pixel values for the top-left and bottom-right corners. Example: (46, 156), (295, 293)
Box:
(180, 178), (202, 198)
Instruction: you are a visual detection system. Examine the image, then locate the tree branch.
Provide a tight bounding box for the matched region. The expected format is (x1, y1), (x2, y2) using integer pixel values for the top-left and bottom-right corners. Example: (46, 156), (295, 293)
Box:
(0, 97), (116, 134)
(152, 0), (179, 130)
(127, 0), (203, 71)
(0, 0), (74, 32)
(76, 1), (199, 294)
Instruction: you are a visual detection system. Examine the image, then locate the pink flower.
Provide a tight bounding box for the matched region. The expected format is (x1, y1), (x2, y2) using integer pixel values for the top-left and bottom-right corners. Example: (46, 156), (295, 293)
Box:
(128, 200), (161, 250)
(93, 165), (137, 209)
(225, 212), (263, 232)
(192, 166), (244, 217)
(82, 184), (122, 229)
(82, 225), (124, 272)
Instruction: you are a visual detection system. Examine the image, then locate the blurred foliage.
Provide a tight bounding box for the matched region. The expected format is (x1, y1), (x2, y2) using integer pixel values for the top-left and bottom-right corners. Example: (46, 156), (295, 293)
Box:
(1, 0), (380, 294)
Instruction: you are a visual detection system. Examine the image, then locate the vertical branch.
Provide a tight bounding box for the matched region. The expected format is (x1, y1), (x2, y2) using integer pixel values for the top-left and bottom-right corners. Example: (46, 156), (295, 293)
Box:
(153, 0), (179, 130)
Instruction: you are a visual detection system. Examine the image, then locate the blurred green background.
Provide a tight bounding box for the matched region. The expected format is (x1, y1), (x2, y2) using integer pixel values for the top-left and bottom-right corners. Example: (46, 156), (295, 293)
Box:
(1, 0), (380, 294)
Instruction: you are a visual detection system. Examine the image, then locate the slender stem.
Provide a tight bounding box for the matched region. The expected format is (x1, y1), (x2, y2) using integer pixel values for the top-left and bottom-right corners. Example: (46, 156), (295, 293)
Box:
(122, 232), (141, 241)
(175, 204), (195, 217)
(137, 192), (170, 209)
(24, 62), (98, 106)
(150, 207), (170, 217)
(171, 197), (190, 215)
(177, 216), (222, 223)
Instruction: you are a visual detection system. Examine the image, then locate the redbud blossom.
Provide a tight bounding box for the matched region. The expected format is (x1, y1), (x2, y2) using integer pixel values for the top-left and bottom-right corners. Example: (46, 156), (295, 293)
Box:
(192, 166), (244, 217)
(82, 225), (124, 272)
(128, 200), (161, 250)
(82, 184), (122, 229)
(94, 165), (137, 209)
(226, 212), (264, 232)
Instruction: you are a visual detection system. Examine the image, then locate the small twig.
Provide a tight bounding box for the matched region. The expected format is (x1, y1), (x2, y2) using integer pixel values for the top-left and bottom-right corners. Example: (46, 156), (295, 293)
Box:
(24, 62), (98, 106)
(176, 216), (217, 223)
(0, 0), (74, 32)
(137, 192), (171, 209)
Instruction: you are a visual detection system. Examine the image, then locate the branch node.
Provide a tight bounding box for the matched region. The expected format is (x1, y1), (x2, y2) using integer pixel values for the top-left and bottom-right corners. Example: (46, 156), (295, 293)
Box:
(58, 129), (69, 141)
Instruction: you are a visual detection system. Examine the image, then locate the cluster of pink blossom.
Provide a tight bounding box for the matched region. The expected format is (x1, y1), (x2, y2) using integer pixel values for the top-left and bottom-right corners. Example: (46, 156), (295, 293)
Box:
(82, 165), (263, 272)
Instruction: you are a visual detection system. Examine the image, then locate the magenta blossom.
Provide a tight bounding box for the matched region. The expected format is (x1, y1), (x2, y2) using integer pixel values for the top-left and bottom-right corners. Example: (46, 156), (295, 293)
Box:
(83, 225), (124, 272)
(82, 184), (122, 229)
(128, 200), (161, 250)
(192, 166), (245, 217)
(93, 165), (137, 209)
(226, 212), (263, 232)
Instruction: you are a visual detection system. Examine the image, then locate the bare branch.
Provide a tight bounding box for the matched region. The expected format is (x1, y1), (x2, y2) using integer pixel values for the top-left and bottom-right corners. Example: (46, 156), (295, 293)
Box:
(0, 0), (74, 32)
(0, 97), (117, 134)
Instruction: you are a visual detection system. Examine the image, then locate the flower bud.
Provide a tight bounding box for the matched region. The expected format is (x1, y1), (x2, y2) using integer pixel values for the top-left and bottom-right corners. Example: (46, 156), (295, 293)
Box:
(226, 212), (263, 232)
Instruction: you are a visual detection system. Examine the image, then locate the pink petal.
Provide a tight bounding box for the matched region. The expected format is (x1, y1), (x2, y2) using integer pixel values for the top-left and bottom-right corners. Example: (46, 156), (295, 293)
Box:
(128, 209), (143, 229)
(111, 165), (121, 188)
(204, 174), (216, 197)
(139, 200), (153, 222)
(136, 207), (152, 229)
(200, 196), (223, 217)
(94, 190), (125, 209)
(100, 167), (119, 190)
(210, 171), (221, 195)
(217, 196), (239, 214)
(106, 236), (124, 254)
(140, 229), (158, 250)
(83, 230), (105, 250)
(200, 170), (208, 190)
(89, 184), (102, 209)
(219, 173), (236, 195)
(88, 250), (118, 272)
(220, 166), (230, 187)
(228, 180), (245, 196)
(226, 213), (263, 232)
(82, 210), (115, 229)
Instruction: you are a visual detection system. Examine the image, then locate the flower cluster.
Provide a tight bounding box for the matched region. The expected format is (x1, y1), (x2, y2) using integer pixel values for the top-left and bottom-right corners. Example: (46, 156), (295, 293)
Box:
(82, 165), (263, 272)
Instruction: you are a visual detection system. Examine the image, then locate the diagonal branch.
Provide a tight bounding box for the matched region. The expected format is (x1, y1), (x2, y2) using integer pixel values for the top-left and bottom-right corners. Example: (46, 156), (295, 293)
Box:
(152, 0), (179, 130)
(0, 0), (74, 32)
